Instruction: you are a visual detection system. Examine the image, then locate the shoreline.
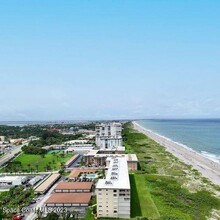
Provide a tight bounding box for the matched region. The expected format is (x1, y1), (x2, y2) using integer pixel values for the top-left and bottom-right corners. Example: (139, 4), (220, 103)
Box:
(133, 121), (220, 185)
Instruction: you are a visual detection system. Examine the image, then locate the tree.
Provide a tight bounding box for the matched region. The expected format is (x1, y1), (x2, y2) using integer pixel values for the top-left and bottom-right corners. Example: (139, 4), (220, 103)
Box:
(36, 164), (39, 172)
(27, 163), (31, 172)
(36, 208), (43, 220)
(44, 212), (59, 220)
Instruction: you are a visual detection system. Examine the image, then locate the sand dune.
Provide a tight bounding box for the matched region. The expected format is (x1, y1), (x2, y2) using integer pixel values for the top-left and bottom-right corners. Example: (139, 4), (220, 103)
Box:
(133, 121), (220, 185)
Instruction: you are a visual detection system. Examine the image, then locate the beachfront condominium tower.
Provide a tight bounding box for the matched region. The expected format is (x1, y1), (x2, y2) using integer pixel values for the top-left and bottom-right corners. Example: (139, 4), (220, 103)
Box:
(96, 157), (130, 218)
(95, 122), (122, 149)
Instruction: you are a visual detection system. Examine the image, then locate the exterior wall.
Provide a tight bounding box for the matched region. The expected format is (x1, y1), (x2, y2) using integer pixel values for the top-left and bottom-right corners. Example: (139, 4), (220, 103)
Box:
(99, 138), (122, 149)
(45, 205), (88, 218)
(85, 156), (138, 170)
(127, 161), (138, 170)
(0, 136), (5, 141)
(54, 189), (91, 193)
(95, 123), (122, 148)
(96, 188), (130, 218)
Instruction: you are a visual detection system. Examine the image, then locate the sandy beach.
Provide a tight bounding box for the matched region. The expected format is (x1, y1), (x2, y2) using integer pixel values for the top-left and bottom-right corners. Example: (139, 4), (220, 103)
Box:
(133, 121), (220, 185)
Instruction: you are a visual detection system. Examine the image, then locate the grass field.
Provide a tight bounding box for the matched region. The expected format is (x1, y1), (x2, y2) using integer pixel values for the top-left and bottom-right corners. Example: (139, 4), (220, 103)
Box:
(2, 153), (73, 172)
(130, 174), (160, 218)
(123, 122), (220, 219)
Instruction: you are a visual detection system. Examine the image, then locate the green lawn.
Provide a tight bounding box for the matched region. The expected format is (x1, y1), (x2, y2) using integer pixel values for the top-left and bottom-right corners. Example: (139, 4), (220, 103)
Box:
(2, 153), (73, 172)
(130, 174), (160, 219)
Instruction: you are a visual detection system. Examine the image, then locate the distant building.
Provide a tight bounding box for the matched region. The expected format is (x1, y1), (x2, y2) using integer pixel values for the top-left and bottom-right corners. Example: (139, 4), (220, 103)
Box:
(84, 149), (138, 170)
(10, 138), (25, 144)
(64, 145), (94, 154)
(96, 122), (122, 149)
(77, 129), (96, 136)
(96, 157), (130, 218)
(64, 140), (88, 145)
(0, 136), (5, 142)
(29, 175), (44, 186)
(42, 145), (65, 151)
(0, 176), (27, 186)
(64, 154), (80, 168)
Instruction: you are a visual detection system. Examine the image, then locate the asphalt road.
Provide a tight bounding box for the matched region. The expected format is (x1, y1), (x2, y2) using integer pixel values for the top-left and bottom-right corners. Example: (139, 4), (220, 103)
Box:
(24, 183), (58, 220)
(0, 145), (22, 167)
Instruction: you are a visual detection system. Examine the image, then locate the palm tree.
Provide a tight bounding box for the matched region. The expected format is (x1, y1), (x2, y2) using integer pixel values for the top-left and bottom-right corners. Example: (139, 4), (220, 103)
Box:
(27, 163), (31, 172)
(36, 164), (39, 173)
(74, 210), (80, 219)
(36, 208), (43, 219)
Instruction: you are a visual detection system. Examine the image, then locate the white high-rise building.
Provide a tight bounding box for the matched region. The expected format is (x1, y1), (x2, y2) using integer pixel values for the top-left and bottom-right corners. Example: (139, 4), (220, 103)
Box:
(96, 122), (122, 149)
(96, 157), (130, 219)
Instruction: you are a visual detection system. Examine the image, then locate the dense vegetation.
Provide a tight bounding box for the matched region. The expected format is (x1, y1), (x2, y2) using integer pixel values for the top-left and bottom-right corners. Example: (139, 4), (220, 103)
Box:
(123, 122), (220, 220)
(0, 123), (94, 139)
(0, 186), (34, 218)
(0, 125), (45, 139)
(22, 130), (83, 154)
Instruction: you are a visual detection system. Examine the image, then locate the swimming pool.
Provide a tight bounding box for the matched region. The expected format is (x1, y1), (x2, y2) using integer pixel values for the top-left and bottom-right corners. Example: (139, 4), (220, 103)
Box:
(81, 174), (98, 179)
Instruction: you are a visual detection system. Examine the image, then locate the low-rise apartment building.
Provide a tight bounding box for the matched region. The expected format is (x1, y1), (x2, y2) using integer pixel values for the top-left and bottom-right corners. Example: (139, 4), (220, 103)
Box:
(54, 182), (93, 193)
(84, 149), (138, 170)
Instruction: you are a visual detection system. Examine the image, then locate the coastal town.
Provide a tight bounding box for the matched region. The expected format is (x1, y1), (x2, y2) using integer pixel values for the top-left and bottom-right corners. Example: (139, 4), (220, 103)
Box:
(0, 122), (138, 219)
(1, 121), (220, 220)
(1, 1), (220, 219)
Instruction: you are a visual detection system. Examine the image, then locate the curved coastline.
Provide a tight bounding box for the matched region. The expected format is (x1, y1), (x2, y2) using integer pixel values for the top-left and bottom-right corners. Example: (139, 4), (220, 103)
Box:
(133, 121), (220, 185)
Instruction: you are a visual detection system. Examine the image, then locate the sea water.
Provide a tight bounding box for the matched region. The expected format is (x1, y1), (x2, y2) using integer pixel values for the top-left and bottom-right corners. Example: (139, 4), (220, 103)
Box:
(137, 119), (220, 163)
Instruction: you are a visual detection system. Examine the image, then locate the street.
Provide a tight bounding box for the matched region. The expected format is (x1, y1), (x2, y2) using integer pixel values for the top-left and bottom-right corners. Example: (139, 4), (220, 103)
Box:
(0, 145), (22, 167)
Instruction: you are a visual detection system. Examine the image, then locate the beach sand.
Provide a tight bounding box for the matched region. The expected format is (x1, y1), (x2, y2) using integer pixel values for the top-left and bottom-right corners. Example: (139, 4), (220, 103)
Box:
(133, 121), (220, 185)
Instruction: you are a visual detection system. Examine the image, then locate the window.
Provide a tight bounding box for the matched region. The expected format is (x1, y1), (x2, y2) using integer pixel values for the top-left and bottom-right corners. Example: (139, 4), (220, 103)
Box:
(113, 190), (117, 192)
(114, 210), (117, 213)
(114, 194), (117, 197)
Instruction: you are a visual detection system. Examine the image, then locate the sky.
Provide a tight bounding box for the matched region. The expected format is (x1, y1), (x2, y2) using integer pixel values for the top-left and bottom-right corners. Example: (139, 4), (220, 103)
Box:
(0, 0), (220, 121)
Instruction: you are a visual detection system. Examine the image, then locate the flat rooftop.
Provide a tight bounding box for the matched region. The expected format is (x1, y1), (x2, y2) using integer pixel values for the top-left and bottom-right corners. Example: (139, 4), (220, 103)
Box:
(65, 140), (88, 144)
(69, 169), (96, 178)
(84, 146), (126, 157)
(0, 176), (26, 181)
(45, 193), (92, 204)
(84, 149), (138, 162)
(99, 135), (122, 140)
(97, 154), (138, 162)
(125, 154), (138, 162)
(96, 157), (130, 190)
(55, 182), (93, 190)
(65, 154), (80, 166)
(35, 173), (60, 193)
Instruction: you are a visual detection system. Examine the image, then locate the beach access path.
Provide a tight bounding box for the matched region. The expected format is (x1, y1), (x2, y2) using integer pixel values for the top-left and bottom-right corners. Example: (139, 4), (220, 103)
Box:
(133, 121), (220, 185)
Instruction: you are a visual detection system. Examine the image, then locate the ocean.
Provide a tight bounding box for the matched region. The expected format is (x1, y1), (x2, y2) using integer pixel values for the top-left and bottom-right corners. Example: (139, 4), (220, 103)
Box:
(137, 119), (220, 163)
